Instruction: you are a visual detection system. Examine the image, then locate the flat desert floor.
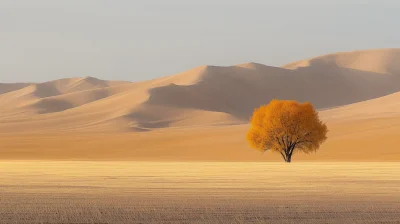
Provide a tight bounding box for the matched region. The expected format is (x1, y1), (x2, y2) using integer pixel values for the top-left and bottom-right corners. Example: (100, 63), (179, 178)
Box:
(1, 162), (399, 224)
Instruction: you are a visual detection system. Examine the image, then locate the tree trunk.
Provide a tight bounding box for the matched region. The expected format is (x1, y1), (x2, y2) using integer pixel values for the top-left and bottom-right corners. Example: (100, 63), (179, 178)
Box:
(281, 147), (294, 163)
(285, 152), (292, 163)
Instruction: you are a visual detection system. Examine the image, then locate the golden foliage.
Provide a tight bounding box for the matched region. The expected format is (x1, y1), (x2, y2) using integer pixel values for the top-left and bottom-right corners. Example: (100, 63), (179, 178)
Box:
(247, 100), (328, 162)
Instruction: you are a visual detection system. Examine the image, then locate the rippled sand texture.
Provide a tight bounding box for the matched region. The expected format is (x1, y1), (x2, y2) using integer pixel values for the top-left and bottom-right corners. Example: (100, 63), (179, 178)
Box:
(1, 162), (399, 223)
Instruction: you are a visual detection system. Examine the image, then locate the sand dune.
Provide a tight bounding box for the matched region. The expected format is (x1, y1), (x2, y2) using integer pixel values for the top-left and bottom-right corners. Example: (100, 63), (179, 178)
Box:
(0, 83), (32, 94)
(1, 49), (400, 161)
(320, 91), (400, 120)
(2, 49), (400, 132)
(0, 77), (130, 117)
(283, 48), (400, 74)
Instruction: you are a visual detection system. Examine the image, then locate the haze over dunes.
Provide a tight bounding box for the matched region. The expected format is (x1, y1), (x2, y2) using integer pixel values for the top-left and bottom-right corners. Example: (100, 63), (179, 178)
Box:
(1, 48), (400, 161)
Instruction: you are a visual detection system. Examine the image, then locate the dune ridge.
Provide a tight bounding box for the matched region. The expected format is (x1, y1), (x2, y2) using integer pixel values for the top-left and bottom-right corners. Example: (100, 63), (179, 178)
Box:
(283, 48), (400, 74)
(1, 49), (400, 133)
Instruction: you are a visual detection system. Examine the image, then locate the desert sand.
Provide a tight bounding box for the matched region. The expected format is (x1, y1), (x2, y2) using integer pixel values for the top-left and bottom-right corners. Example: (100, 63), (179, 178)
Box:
(1, 49), (400, 161)
(1, 162), (399, 223)
(2, 49), (400, 223)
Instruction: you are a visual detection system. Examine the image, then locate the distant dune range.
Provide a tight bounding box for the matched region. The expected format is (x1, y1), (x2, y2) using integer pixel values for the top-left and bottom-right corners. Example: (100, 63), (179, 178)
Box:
(1, 48), (400, 161)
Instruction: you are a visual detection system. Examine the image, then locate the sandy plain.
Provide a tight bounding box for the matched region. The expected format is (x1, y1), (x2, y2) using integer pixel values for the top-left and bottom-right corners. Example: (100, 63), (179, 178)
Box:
(1, 162), (400, 224)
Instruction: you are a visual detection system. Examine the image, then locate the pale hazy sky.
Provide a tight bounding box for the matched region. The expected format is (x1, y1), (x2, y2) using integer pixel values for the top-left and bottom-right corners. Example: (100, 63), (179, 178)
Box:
(1, 0), (399, 83)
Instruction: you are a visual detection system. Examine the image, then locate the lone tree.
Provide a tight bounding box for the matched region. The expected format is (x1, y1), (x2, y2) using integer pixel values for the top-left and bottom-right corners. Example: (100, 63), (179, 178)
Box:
(247, 100), (328, 163)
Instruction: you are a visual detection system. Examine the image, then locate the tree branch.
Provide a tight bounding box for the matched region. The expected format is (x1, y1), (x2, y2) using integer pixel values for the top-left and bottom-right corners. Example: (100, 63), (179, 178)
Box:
(279, 151), (286, 161)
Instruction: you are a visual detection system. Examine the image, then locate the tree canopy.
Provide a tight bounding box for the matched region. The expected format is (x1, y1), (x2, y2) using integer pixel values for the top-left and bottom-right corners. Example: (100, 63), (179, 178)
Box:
(247, 100), (328, 162)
